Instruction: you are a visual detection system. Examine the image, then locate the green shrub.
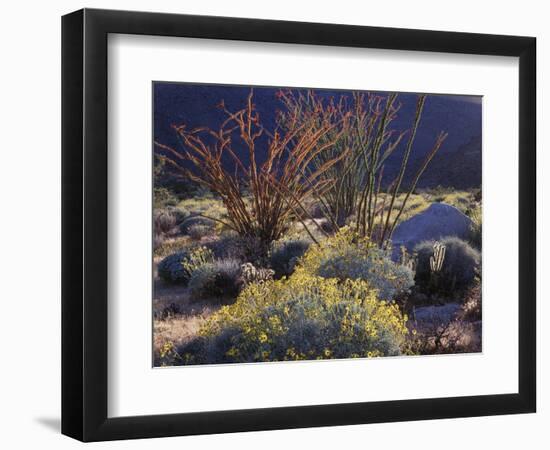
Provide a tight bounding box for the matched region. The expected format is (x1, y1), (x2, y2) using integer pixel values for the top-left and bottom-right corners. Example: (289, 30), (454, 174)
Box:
(269, 239), (310, 278)
(157, 247), (213, 284)
(179, 273), (409, 364)
(299, 228), (414, 300)
(414, 237), (480, 295)
(188, 259), (242, 299)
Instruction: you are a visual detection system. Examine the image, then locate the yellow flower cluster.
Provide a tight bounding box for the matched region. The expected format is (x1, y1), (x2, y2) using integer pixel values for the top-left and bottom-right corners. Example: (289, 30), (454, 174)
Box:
(295, 227), (414, 301)
(197, 268), (408, 363)
(297, 227), (376, 275)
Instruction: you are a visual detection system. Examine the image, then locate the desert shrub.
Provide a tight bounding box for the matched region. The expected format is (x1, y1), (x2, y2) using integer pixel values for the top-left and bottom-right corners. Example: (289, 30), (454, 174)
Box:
(154, 236), (189, 259)
(298, 228), (414, 300)
(188, 259), (242, 299)
(468, 204), (482, 249)
(308, 202), (325, 219)
(179, 216), (215, 235)
(180, 273), (409, 364)
(178, 195), (225, 217)
(167, 206), (190, 226)
(153, 187), (178, 208)
(154, 302), (182, 321)
(157, 246), (213, 284)
(459, 282), (482, 321)
(269, 239), (311, 278)
(206, 232), (267, 264)
(153, 233), (165, 251)
(405, 319), (481, 355)
(154, 209), (177, 234)
(188, 223), (213, 241)
(414, 237), (480, 295)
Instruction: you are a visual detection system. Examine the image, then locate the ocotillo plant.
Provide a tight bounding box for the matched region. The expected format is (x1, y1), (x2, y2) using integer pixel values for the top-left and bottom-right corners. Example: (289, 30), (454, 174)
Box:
(277, 90), (447, 247)
(155, 90), (347, 253)
(277, 91), (405, 229)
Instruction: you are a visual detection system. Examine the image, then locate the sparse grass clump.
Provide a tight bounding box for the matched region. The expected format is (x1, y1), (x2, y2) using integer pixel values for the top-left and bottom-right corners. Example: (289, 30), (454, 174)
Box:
(188, 223), (213, 241)
(177, 195), (225, 218)
(153, 233), (165, 252)
(459, 281), (482, 321)
(179, 273), (409, 364)
(154, 209), (177, 234)
(154, 236), (189, 259)
(269, 239), (311, 278)
(188, 258), (242, 300)
(467, 204), (482, 249)
(167, 206), (190, 226)
(414, 237), (480, 296)
(180, 216), (215, 235)
(298, 228), (414, 300)
(153, 187), (178, 208)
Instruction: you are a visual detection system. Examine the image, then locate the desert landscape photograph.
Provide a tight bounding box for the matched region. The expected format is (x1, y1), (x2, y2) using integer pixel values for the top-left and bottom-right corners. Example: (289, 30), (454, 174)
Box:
(152, 83), (482, 366)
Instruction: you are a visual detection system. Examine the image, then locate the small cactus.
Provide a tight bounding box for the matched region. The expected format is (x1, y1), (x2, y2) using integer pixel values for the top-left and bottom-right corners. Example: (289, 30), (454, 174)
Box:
(240, 262), (274, 286)
(430, 241), (446, 273)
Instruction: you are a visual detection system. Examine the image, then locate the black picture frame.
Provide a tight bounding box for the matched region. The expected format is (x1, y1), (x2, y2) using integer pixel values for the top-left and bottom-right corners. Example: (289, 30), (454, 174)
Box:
(62, 8), (536, 442)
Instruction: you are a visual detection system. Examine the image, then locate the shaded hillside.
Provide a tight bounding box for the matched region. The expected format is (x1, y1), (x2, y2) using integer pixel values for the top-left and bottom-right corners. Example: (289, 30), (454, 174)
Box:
(154, 83), (482, 191)
(414, 135), (481, 189)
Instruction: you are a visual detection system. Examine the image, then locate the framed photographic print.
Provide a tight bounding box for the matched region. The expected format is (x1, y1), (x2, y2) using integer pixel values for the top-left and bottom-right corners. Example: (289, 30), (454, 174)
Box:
(62, 8), (536, 442)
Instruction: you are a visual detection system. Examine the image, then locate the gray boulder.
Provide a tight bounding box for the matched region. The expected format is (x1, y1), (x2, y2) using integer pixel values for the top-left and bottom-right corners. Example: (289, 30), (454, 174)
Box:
(391, 202), (472, 258)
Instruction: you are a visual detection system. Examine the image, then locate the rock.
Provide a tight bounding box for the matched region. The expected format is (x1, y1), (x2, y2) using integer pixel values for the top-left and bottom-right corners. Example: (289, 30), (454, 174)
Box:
(391, 202), (472, 258)
(411, 303), (461, 325)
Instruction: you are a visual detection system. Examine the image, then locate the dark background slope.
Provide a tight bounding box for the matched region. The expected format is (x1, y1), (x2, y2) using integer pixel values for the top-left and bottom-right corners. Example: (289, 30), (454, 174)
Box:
(154, 83), (482, 189)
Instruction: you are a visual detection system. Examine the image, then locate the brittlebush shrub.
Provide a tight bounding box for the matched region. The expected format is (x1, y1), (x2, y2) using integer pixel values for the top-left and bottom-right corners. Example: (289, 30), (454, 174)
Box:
(179, 273), (409, 364)
(298, 228), (414, 300)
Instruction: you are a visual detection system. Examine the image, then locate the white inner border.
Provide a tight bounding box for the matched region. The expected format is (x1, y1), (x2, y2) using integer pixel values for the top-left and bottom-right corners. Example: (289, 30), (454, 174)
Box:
(107, 34), (519, 418)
